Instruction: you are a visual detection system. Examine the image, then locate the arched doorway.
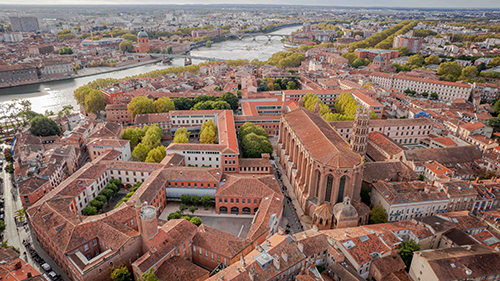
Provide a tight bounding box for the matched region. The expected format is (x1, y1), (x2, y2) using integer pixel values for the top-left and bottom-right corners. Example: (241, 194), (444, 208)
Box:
(242, 207), (251, 214)
(219, 206), (227, 214)
(337, 176), (346, 203)
(325, 174), (333, 202)
(231, 207), (239, 214)
(254, 207), (259, 213)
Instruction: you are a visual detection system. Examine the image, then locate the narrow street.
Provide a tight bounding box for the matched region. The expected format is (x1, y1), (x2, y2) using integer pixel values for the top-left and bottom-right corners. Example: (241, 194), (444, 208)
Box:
(1, 144), (70, 281)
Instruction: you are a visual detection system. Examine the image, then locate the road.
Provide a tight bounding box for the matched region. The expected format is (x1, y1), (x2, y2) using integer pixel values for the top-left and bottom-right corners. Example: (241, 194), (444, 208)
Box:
(0, 144), (70, 281)
(271, 163), (303, 234)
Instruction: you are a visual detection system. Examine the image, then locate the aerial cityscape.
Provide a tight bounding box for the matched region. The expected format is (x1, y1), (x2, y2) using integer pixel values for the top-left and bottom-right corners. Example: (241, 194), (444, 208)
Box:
(1, 3), (500, 281)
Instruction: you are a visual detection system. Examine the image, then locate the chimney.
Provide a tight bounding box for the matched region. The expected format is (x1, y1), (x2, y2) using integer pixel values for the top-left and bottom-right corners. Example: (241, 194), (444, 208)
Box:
(27, 272), (32, 278)
(273, 255), (281, 270)
(281, 250), (288, 262)
(266, 240), (271, 247)
(297, 242), (304, 253)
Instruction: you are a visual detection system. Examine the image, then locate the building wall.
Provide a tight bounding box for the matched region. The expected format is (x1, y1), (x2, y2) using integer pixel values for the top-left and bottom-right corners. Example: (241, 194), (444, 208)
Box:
(20, 180), (51, 209)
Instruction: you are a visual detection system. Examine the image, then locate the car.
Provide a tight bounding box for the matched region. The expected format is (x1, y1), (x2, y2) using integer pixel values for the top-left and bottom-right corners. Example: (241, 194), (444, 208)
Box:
(41, 263), (51, 271)
(0, 160), (3, 166)
(48, 271), (57, 280)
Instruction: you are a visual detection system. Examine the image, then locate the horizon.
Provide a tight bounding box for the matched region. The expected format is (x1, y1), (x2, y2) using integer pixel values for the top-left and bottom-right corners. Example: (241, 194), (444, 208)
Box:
(0, 1), (499, 9)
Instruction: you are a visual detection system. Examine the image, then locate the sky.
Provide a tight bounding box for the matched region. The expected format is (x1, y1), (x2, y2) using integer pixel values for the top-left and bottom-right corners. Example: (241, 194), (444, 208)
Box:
(0, 0), (499, 9)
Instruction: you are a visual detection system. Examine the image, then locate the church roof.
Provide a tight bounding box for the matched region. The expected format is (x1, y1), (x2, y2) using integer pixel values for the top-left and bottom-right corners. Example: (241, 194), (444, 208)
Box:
(283, 108), (361, 168)
(137, 30), (148, 38)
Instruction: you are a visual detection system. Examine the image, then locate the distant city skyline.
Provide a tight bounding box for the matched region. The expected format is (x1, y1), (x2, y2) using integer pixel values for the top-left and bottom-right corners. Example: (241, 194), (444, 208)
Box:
(0, 0), (499, 8)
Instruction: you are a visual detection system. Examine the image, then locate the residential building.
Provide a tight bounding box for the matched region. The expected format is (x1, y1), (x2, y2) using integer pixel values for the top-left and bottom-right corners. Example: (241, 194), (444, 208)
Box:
(9, 16), (39, 32)
(393, 35), (424, 53)
(0, 64), (39, 88)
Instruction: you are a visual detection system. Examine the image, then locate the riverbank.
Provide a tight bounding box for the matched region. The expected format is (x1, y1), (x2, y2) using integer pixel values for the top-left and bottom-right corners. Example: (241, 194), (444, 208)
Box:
(0, 58), (163, 91)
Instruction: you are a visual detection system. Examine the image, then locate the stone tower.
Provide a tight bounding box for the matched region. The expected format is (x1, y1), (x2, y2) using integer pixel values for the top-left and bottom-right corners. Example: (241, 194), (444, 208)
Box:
(350, 106), (370, 156)
(139, 204), (158, 251)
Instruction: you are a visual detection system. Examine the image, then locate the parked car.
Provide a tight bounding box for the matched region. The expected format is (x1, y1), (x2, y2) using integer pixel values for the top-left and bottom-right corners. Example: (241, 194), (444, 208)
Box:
(48, 271), (57, 280)
(41, 263), (51, 272)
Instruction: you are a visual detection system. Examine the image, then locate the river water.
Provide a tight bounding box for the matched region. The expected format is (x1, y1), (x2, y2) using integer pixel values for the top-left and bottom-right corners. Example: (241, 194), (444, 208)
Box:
(0, 25), (299, 113)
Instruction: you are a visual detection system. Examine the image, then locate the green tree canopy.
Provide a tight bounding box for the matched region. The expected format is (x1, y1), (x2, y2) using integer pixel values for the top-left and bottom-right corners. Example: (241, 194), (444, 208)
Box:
(128, 96), (155, 118)
(488, 117), (500, 130)
(142, 124), (163, 149)
(460, 65), (479, 81)
(173, 97), (195, 110)
(399, 240), (421, 269)
(154, 97), (175, 113)
(110, 263), (133, 281)
(82, 206), (97, 216)
(200, 120), (217, 144)
(58, 47), (73, 55)
(132, 143), (151, 161)
(341, 52), (358, 64)
(84, 89), (105, 115)
(351, 58), (370, 68)
(201, 195), (212, 208)
(425, 54), (440, 65)
(242, 132), (273, 158)
(145, 146), (167, 163)
(121, 127), (145, 146)
(142, 269), (158, 281)
(369, 205), (388, 224)
(30, 116), (61, 137)
(121, 34), (137, 42)
(119, 41), (134, 53)
(408, 54), (424, 67)
(90, 199), (104, 211)
(190, 217), (202, 226)
(219, 92), (239, 111)
(437, 61), (462, 80)
(173, 127), (190, 143)
(303, 93), (330, 116)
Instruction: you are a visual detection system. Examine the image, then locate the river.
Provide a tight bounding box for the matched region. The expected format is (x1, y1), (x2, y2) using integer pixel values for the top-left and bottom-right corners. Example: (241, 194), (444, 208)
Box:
(0, 25), (300, 113)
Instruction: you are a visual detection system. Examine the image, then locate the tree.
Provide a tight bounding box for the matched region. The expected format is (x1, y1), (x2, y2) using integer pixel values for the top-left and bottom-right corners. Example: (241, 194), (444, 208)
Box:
(421, 92), (428, 98)
(200, 120), (217, 144)
(132, 143), (151, 162)
(30, 116), (61, 136)
(179, 203), (187, 214)
(201, 195), (211, 209)
(154, 97), (175, 113)
(189, 206), (196, 214)
(351, 58), (370, 68)
(488, 118), (500, 130)
(142, 269), (158, 281)
(460, 65), (478, 81)
(191, 195), (200, 206)
(128, 96), (155, 118)
(206, 40), (212, 48)
(121, 34), (137, 42)
(74, 86), (92, 106)
(173, 127), (190, 143)
(90, 199), (104, 211)
(142, 124), (162, 149)
(0, 221), (5, 235)
(425, 54), (440, 65)
(489, 57), (500, 68)
(16, 209), (26, 222)
(303, 93), (330, 116)
(96, 195), (108, 203)
(360, 189), (370, 206)
(110, 263), (133, 281)
(180, 194), (191, 205)
(437, 61), (462, 80)
(84, 90), (105, 115)
(145, 146), (166, 163)
(494, 99), (500, 115)
(190, 217), (202, 226)
(286, 81), (297, 90)
(166, 46), (173, 54)
(430, 92), (438, 99)
(369, 205), (388, 224)
(399, 240), (421, 269)
(102, 188), (114, 200)
(419, 174), (425, 181)
(122, 127), (145, 146)
(167, 211), (181, 220)
(82, 206), (97, 216)
(119, 41), (134, 53)
(58, 47), (73, 55)
(408, 54), (424, 67)
(242, 133), (273, 158)
(341, 52), (358, 64)
(173, 97), (195, 110)
(392, 46), (409, 57)
(219, 92), (239, 111)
